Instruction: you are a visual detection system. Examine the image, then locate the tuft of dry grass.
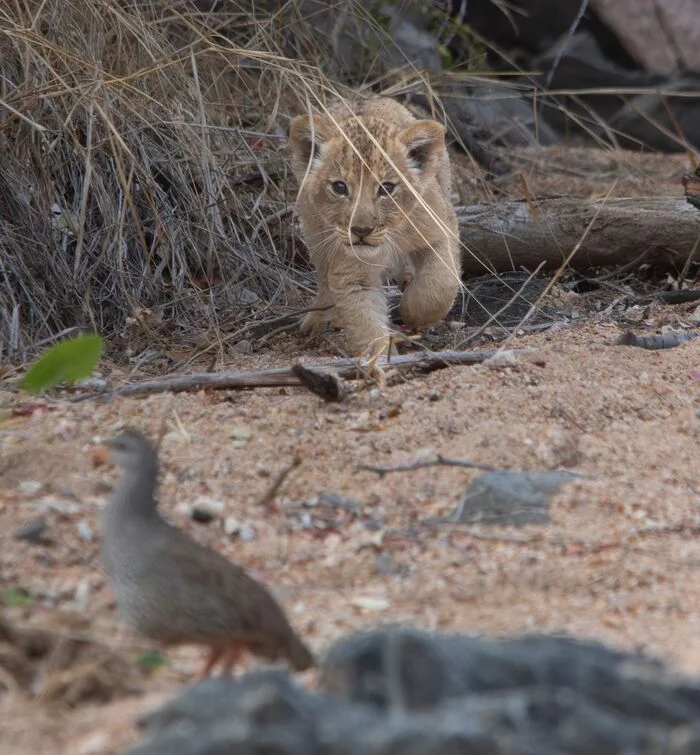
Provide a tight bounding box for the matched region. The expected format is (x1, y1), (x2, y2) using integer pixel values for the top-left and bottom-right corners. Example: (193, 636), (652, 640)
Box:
(0, 0), (496, 364)
(0, 0), (345, 361)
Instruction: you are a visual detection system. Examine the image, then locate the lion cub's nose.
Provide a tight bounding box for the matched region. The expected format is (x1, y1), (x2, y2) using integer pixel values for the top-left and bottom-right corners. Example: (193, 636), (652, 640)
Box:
(351, 226), (374, 241)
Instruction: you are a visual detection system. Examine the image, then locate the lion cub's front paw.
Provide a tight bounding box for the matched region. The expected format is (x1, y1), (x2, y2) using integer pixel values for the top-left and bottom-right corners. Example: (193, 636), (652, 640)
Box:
(300, 309), (331, 335)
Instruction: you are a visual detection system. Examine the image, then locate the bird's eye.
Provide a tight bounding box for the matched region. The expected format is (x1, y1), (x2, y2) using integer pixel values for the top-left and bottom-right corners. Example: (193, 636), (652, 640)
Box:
(331, 181), (348, 196)
(378, 182), (396, 197)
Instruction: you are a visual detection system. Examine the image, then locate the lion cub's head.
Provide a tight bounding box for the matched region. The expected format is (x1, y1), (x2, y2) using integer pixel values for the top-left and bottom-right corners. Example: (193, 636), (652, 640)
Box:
(289, 106), (447, 260)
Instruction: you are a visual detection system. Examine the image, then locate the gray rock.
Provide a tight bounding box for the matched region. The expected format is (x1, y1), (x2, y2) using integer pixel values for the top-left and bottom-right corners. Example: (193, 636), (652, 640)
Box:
(14, 517), (50, 543)
(442, 87), (560, 148)
(609, 76), (700, 151)
(126, 627), (700, 755)
(76, 520), (94, 542)
(452, 469), (582, 526)
(535, 31), (666, 134)
(320, 627), (465, 711)
(131, 671), (320, 755)
(290, 1), (441, 81)
(591, 0), (700, 75)
(18, 480), (43, 496)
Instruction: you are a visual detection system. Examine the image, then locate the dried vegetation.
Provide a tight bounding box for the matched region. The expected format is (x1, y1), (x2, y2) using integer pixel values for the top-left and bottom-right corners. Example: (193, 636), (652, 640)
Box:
(0, 0), (355, 360)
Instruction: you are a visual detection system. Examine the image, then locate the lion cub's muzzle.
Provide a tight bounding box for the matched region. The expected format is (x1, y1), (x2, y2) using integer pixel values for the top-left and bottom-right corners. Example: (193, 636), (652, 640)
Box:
(341, 226), (384, 250)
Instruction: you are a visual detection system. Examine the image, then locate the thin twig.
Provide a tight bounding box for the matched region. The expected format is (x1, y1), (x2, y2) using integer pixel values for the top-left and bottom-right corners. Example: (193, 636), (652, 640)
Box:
(359, 453), (496, 478)
(257, 456), (302, 507)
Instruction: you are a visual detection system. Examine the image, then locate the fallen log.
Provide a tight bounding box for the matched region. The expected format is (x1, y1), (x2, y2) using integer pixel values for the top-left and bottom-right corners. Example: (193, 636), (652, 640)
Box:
(457, 197), (700, 275)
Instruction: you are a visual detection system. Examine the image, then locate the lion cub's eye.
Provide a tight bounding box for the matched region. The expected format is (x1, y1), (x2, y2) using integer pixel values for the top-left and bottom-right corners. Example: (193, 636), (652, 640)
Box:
(330, 181), (348, 196)
(377, 182), (396, 197)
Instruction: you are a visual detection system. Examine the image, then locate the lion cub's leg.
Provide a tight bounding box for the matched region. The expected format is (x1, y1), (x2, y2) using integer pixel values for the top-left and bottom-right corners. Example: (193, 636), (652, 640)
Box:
(400, 238), (461, 330)
(327, 267), (393, 357)
(300, 269), (335, 335)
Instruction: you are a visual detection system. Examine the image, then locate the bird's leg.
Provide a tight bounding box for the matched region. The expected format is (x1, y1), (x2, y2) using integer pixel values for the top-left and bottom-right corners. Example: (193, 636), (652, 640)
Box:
(219, 642), (244, 676)
(199, 647), (223, 679)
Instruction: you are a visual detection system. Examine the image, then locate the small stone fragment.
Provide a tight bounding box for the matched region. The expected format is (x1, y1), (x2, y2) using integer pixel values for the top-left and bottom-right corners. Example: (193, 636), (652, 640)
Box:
(76, 521), (94, 542)
(223, 517), (240, 536)
(34, 497), (79, 516)
(239, 524), (257, 542)
(187, 497), (225, 523)
(229, 425), (252, 442)
(14, 517), (50, 543)
(18, 480), (43, 496)
(374, 553), (394, 576)
(483, 350), (518, 369)
(350, 596), (390, 611)
(73, 580), (91, 612)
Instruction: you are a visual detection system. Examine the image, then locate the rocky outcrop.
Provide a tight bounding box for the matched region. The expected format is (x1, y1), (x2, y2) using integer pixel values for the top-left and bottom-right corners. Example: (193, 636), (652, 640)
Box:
(126, 628), (700, 754)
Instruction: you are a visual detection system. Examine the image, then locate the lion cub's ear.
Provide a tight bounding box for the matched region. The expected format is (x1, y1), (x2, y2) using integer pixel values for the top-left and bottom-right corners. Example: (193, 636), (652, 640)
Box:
(289, 114), (332, 180)
(400, 120), (446, 178)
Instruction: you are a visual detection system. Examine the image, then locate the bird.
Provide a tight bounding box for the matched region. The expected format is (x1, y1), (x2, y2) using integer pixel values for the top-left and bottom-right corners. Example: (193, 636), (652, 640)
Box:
(99, 428), (314, 678)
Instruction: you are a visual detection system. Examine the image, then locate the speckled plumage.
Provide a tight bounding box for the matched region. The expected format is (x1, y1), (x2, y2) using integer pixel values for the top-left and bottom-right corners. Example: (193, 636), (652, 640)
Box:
(100, 429), (314, 676)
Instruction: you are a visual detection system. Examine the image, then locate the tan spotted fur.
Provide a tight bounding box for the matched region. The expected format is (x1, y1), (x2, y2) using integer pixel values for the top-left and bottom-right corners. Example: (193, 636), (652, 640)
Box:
(289, 97), (461, 357)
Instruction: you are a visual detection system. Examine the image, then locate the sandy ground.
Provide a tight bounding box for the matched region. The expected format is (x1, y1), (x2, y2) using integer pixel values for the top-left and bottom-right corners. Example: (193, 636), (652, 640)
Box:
(1, 145), (699, 752)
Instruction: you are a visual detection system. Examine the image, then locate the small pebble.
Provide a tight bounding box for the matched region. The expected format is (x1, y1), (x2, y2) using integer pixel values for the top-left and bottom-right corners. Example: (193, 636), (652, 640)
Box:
(76, 521), (94, 542)
(34, 497), (79, 516)
(239, 524), (257, 542)
(428, 389), (441, 402)
(73, 580), (91, 612)
(375, 552), (395, 575)
(317, 492), (360, 511)
(187, 497), (225, 523)
(350, 596), (390, 611)
(75, 376), (108, 389)
(229, 425), (252, 441)
(299, 512), (313, 529)
(223, 517), (241, 536)
(18, 480), (43, 496)
(77, 731), (110, 755)
(14, 517), (50, 543)
(190, 508), (216, 524)
(484, 350), (517, 369)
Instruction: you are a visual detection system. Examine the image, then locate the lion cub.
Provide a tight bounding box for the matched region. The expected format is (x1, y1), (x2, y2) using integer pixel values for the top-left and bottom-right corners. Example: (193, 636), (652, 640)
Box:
(289, 97), (461, 357)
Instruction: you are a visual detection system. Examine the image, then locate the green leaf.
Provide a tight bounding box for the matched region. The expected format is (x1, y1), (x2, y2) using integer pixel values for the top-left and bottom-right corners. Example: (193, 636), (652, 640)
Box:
(1, 587), (36, 607)
(135, 650), (170, 673)
(22, 333), (103, 394)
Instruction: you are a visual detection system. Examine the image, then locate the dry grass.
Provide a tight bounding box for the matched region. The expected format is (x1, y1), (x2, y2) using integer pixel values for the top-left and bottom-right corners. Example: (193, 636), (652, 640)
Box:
(0, 0), (498, 364)
(0, 0), (341, 361)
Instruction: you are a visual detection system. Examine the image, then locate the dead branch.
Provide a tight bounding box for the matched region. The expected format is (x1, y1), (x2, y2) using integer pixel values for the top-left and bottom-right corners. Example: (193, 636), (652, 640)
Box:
(457, 197), (700, 275)
(616, 330), (699, 349)
(359, 453), (496, 478)
(257, 456), (302, 508)
(71, 347), (541, 401)
(633, 289), (700, 305)
(291, 363), (348, 402)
